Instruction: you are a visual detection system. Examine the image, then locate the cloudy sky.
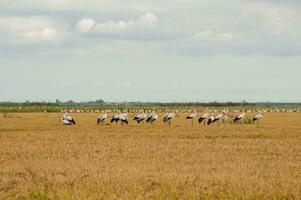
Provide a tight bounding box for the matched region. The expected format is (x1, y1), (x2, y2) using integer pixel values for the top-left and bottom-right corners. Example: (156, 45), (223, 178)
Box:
(0, 0), (300, 102)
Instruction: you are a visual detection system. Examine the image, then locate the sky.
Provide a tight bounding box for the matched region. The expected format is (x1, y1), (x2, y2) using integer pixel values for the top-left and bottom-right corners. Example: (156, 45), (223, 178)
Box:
(0, 0), (301, 102)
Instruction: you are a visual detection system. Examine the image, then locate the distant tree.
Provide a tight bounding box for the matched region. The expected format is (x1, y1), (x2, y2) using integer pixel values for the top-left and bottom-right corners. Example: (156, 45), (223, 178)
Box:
(95, 99), (105, 104)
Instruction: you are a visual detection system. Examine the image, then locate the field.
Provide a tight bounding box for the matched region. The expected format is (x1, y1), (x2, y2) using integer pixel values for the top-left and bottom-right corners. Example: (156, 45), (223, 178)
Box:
(0, 112), (301, 199)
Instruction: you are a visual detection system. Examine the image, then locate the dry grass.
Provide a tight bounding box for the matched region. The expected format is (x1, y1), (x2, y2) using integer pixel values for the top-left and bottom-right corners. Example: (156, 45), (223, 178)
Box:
(0, 113), (301, 199)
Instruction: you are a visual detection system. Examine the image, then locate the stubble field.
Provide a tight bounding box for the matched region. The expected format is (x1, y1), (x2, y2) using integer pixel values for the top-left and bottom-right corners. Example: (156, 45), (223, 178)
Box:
(0, 113), (301, 199)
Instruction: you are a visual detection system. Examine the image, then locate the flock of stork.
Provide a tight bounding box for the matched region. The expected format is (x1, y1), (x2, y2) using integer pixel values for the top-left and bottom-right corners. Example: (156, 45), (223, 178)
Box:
(60, 110), (264, 127)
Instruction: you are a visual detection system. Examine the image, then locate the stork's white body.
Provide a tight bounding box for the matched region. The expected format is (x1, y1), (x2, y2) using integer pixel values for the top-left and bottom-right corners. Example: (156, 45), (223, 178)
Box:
(222, 113), (229, 122)
(62, 113), (76, 125)
(186, 112), (197, 119)
(134, 112), (147, 123)
(146, 112), (158, 124)
(213, 113), (223, 124)
(163, 112), (176, 126)
(253, 113), (264, 123)
(234, 113), (246, 123)
(97, 113), (107, 125)
(186, 111), (197, 126)
(198, 112), (209, 125)
(61, 119), (72, 125)
(207, 115), (215, 125)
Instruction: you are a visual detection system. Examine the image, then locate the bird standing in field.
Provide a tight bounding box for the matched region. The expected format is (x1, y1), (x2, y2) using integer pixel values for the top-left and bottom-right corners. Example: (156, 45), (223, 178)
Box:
(146, 111), (158, 125)
(61, 112), (76, 125)
(207, 114), (215, 125)
(133, 111), (147, 124)
(61, 118), (73, 125)
(253, 112), (264, 127)
(212, 113), (223, 124)
(198, 112), (209, 126)
(97, 111), (107, 125)
(119, 111), (129, 125)
(234, 112), (246, 123)
(222, 112), (229, 123)
(111, 111), (129, 125)
(163, 112), (176, 126)
(111, 112), (121, 124)
(186, 111), (197, 127)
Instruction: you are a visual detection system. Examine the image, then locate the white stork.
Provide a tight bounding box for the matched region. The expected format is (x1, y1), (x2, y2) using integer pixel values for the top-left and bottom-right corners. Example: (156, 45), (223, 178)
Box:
(111, 112), (121, 124)
(222, 112), (229, 122)
(163, 112), (176, 126)
(198, 112), (209, 126)
(212, 113), (223, 124)
(120, 111), (129, 124)
(133, 111), (147, 124)
(111, 112), (128, 125)
(62, 112), (76, 125)
(253, 112), (264, 126)
(186, 111), (197, 126)
(61, 118), (73, 125)
(97, 111), (107, 125)
(146, 111), (158, 125)
(207, 114), (215, 125)
(234, 112), (246, 123)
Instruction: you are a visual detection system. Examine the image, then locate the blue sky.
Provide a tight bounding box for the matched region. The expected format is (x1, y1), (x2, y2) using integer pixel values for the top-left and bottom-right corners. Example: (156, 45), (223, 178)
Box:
(0, 0), (300, 102)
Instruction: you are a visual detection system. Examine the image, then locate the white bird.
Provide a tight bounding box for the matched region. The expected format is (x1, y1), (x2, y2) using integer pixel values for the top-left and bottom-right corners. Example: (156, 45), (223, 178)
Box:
(207, 114), (215, 125)
(163, 112), (176, 126)
(146, 111), (158, 124)
(111, 113), (120, 124)
(119, 111), (129, 124)
(133, 111), (147, 124)
(222, 113), (229, 122)
(253, 113), (264, 126)
(186, 111), (197, 126)
(253, 113), (263, 122)
(212, 113), (223, 124)
(62, 112), (76, 125)
(234, 112), (246, 123)
(198, 113), (209, 126)
(61, 118), (73, 125)
(97, 112), (107, 125)
(111, 111), (128, 124)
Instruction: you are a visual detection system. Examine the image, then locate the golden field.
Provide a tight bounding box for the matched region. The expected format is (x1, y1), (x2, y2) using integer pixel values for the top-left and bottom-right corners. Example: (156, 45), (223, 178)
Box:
(0, 113), (301, 200)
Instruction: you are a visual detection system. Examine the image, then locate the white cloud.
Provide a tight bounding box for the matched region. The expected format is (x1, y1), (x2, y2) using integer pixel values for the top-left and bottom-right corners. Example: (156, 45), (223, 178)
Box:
(22, 28), (58, 41)
(139, 12), (158, 26)
(78, 12), (158, 35)
(0, 0), (151, 12)
(193, 30), (233, 41)
(76, 18), (95, 33)
(241, 2), (301, 37)
(0, 17), (64, 42)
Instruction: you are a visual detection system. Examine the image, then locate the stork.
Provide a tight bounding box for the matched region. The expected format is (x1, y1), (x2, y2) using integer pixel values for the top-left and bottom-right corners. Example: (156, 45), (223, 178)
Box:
(253, 112), (264, 127)
(163, 112), (175, 127)
(111, 112), (121, 124)
(222, 112), (229, 123)
(198, 112), (209, 126)
(212, 113), (223, 124)
(119, 111), (129, 125)
(234, 112), (246, 123)
(62, 112), (76, 125)
(146, 111), (158, 125)
(97, 111), (107, 125)
(61, 118), (73, 125)
(186, 111), (197, 127)
(207, 114), (215, 125)
(133, 111), (147, 124)
(110, 112), (128, 125)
